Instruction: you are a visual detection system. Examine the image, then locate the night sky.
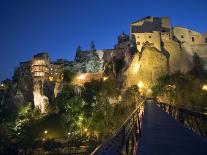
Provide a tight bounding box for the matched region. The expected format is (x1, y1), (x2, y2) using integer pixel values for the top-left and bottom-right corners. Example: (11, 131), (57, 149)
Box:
(1, 0), (207, 81)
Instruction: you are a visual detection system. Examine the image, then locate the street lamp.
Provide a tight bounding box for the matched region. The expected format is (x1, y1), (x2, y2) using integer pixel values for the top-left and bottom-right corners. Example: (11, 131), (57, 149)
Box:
(138, 82), (144, 88)
(202, 85), (207, 91)
(77, 74), (86, 80)
(103, 77), (108, 81)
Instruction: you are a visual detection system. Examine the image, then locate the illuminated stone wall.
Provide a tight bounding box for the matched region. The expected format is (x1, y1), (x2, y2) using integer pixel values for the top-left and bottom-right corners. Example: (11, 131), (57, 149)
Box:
(71, 72), (103, 86)
(124, 47), (168, 94)
(124, 53), (140, 88)
(132, 31), (161, 51)
(33, 80), (49, 113)
(137, 47), (167, 87)
(162, 38), (191, 73)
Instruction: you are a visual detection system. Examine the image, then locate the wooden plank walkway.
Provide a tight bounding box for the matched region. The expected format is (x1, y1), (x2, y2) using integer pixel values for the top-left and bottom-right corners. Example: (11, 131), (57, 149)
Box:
(137, 100), (207, 155)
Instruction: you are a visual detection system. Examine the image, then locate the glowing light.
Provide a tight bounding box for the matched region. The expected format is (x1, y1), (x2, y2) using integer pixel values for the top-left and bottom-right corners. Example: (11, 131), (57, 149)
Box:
(202, 85), (207, 91)
(68, 132), (71, 135)
(138, 82), (144, 88)
(17, 132), (20, 135)
(133, 63), (140, 73)
(55, 72), (58, 75)
(103, 77), (108, 81)
(1, 84), (3, 87)
(50, 68), (53, 70)
(44, 130), (48, 134)
(77, 74), (86, 80)
(148, 89), (152, 92)
(84, 128), (88, 132)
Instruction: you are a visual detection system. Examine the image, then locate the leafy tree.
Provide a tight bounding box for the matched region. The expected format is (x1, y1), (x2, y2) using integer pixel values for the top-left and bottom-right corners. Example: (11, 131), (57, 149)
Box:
(63, 69), (76, 83)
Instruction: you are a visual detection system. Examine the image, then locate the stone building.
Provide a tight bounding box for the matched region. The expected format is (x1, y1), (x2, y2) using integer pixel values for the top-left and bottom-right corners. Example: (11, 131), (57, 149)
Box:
(31, 53), (50, 79)
(125, 16), (207, 93)
(13, 52), (68, 113)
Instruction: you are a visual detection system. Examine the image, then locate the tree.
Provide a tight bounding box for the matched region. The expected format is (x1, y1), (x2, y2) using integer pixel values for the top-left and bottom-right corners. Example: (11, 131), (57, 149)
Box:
(63, 70), (76, 83)
(85, 51), (101, 72)
(90, 41), (96, 52)
(75, 45), (83, 62)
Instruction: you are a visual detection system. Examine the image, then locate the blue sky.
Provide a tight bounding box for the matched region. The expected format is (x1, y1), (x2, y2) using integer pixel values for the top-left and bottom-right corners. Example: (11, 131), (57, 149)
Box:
(1, 0), (207, 81)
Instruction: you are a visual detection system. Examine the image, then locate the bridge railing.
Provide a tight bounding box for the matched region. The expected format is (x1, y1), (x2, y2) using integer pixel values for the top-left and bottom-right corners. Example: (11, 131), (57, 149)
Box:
(91, 100), (145, 155)
(156, 101), (207, 138)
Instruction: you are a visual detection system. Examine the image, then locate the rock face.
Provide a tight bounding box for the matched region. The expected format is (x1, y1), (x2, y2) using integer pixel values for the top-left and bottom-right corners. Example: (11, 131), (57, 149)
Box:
(138, 47), (168, 87)
(33, 80), (49, 113)
(162, 37), (192, 73)
(125, 47), (168, 90)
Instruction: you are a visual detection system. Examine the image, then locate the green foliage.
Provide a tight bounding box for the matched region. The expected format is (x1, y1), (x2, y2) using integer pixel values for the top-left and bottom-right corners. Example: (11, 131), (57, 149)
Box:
(152, 71), (207, 109)
(43, 139), (60, 151)
(63, 69), (76, 83)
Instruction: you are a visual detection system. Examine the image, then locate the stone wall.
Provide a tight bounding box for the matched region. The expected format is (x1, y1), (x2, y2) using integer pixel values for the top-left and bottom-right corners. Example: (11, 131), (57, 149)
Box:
(131, 16), (170, 33)
(132, 31), (161, 51)
(172, 27), (206, 44)
(124, 47), (168, 92)
(71, 72), (103, 86)
(124, 53), (140, 88)
(137, 47), (168, 88)
(162, 38), (192, 73)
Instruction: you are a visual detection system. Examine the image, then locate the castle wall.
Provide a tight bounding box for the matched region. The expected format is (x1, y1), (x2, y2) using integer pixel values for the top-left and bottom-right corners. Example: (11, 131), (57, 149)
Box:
(124, 47), (168, 93)
(137, 47), (168, 88)
(131, 16), (170, 33)
(125, 53), (140, 88)
(133, 31), (161, 51)
(172, 27), (207, 65)
(172, 27), (206, 44)
(162, 38), (191, 73)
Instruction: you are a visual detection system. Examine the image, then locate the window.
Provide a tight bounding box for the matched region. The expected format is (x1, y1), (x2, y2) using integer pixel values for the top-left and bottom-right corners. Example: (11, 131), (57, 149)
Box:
(137, 42), (140, 45)
(162, 30), (166, 32)
(205, 38), (207, 43)
(161, 41), (164, 47)
(149, 36), (151, 39)
(181, 35), (184, 38)
(192, 37), (195, 42)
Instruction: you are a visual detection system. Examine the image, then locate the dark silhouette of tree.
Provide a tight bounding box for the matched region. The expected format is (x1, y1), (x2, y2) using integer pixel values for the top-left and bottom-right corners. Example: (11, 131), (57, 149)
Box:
(90, 41), (96, 51)
(75, 45), (83, 62)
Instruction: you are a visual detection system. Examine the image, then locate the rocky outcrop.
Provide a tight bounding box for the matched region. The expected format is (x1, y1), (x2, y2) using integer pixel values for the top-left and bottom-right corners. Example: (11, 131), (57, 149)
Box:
(124, 46), (168, 93)
(163, 39), (192, 73)
(33, 80), (49, 113)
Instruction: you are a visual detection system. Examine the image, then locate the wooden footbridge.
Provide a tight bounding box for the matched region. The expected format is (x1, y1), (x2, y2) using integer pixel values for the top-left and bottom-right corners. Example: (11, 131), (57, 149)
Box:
(91, 100), (207, 155)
